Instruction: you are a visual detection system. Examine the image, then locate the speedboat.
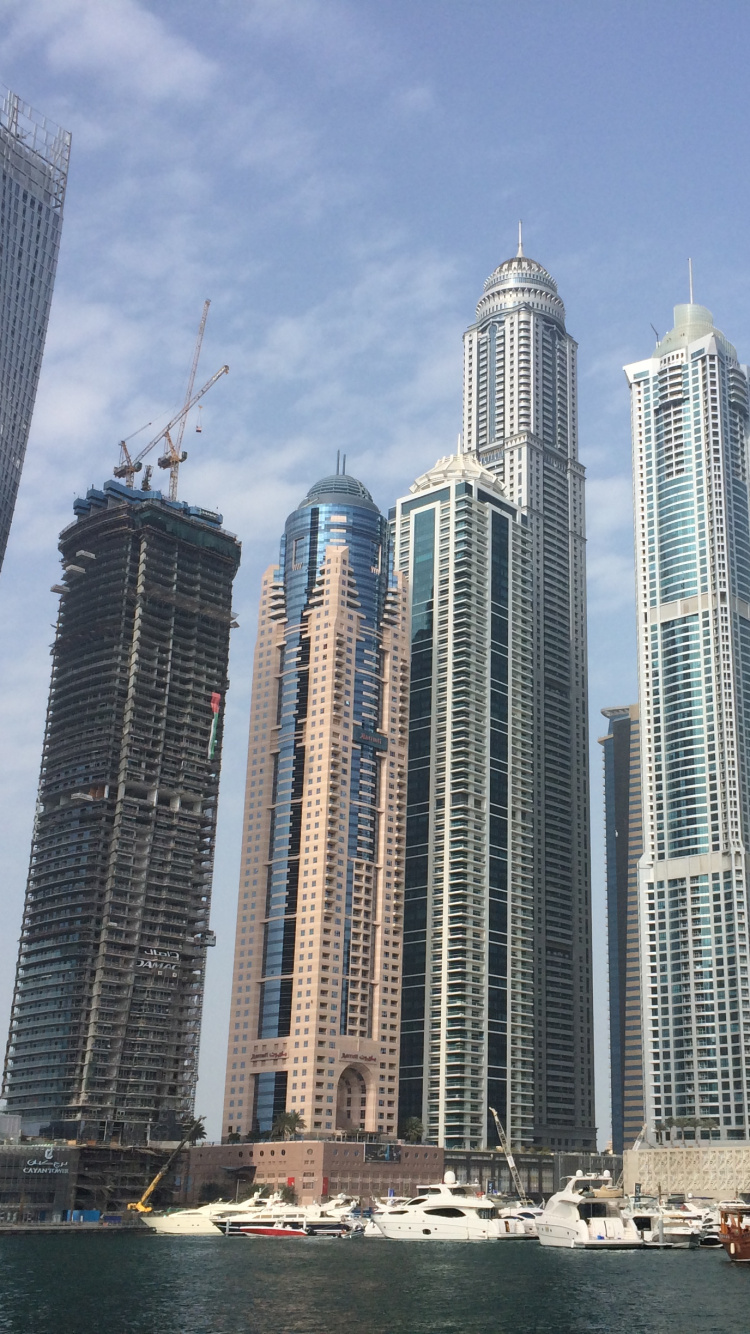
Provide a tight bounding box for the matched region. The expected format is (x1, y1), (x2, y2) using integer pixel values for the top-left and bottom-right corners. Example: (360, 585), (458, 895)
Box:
(239, 1215), (350, 1239)
(372, 1171), (503, 1240)
(537, 1171), (643, 1249)
(215, 1193), (356, 1238)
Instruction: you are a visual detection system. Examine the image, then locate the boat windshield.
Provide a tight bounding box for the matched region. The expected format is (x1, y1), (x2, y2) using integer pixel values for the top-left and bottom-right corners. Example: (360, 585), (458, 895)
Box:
(578, 1201), (622, 1220)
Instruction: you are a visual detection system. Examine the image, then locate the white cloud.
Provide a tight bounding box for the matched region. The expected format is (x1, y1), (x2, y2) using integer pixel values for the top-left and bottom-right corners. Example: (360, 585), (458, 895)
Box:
(0, 0), (216, 102)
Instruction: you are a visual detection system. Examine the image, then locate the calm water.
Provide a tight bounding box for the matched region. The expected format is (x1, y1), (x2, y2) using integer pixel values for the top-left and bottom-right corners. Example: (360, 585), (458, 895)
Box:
(0, 1234), (747, 1334)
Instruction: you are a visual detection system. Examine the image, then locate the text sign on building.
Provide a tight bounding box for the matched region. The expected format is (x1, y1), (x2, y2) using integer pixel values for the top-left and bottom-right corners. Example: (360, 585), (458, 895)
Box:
(352, 724), (388, 752)
(23, 1148), (69, 1175)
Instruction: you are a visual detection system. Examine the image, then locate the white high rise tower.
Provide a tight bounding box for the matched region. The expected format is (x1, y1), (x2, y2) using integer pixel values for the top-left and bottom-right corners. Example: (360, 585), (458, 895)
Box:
(626, 296), (750, 1142)
(397, 235), (595, 1150)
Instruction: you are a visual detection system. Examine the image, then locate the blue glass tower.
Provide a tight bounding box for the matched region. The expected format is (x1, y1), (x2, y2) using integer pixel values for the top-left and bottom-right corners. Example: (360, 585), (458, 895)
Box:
(0, 86), (70, 570)
(627, 300), (750, 1142)
(223, 472), (409, 1141)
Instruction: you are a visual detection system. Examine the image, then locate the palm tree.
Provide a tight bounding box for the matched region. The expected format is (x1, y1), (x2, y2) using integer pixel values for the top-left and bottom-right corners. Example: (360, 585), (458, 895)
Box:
(270, 1111), (306, 1141)
(401, 1117), (424, 1144)
(182, 1116), (207, 1144)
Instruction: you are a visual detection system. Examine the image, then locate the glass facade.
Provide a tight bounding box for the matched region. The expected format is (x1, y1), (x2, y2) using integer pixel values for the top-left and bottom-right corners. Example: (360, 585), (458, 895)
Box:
(0, 86), (70, 570)
(600, 706), (643, 1154)
(223, 472), (409, 1141)
(627, 303), (750, 1142)
(462, 246), (595, 1149)
(394, 455), (530, 1151)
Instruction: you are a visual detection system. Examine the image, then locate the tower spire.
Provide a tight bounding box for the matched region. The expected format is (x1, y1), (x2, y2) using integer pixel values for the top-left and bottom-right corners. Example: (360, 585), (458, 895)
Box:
(688, 257), (694, 304)
(517, 220), (524, 258)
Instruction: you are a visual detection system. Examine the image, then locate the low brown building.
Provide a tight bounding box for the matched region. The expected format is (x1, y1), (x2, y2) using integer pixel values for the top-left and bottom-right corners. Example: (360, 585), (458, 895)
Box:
(180, 1140), (443, 1208)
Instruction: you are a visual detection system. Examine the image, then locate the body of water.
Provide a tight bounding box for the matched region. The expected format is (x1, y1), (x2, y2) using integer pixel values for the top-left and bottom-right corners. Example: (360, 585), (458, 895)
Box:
(0, 1234), (747, 1334)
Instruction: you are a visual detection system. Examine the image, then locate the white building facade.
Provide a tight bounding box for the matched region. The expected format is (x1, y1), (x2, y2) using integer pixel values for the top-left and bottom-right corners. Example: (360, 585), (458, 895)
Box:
(463, 244), (594, 1149)
(626, 302), (750, 1142)
(395, 239), (595, 1152)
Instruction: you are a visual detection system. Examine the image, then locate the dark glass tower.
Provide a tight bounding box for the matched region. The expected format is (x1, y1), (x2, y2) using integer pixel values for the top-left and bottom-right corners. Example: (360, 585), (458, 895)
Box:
(0, 86), (70, 570)
(600, 706), (644, 1154)
(3, 480), (240, 1141)
(393, 453), (534, 1151)
(461, 239), (595, 1149)
(222, 472), (409, 1141)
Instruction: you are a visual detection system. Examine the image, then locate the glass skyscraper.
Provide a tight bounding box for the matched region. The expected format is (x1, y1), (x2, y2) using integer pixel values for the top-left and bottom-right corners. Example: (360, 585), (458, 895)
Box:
(222, 472), (409, 1142)
(0, 85), (70, 570)
(600, 705), (643, 1154)
(394, 452), (536, 1150)
(626, 301), (750, 1142)
(396, 238), (595, 1152)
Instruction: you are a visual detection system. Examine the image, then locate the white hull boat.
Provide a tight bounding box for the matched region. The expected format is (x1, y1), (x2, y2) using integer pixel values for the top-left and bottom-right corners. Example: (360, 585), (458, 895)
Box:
(143, 1196), (259, 1236)
(373, 1172), (504, 1241)
(538, 1171), (643, 1250)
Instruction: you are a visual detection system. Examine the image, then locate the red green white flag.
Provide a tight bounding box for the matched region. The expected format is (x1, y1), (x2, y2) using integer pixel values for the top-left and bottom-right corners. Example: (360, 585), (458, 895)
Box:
(208, 692), (221, 758)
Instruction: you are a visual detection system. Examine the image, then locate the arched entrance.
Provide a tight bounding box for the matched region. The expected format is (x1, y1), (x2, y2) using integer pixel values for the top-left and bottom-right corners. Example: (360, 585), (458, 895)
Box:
(335, 1066), (368, 1131)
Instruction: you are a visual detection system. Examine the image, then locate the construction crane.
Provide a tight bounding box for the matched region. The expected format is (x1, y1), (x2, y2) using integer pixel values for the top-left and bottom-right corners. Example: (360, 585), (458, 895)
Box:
(489, 1106), (530, 1205)
(126, 1118), (204, 1213)
(632, 1121), (648, 1152)
(114, 363), (228, 492)
(157, 299), (210, 501)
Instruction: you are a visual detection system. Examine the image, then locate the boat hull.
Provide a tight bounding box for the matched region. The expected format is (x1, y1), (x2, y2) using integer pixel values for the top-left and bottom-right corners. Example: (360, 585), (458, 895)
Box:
(538, 1223), (643, 1250)
(721, 1234), (750, 1261)
(143, 1212), (225, 1236)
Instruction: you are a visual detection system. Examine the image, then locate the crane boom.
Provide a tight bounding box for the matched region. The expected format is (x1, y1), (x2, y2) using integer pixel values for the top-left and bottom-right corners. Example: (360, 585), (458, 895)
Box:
(126, 1119), (203, 1213)
(113, 364), (228, 491)
(173, 300), (210, 459)
(489, 1106), (529, 1205)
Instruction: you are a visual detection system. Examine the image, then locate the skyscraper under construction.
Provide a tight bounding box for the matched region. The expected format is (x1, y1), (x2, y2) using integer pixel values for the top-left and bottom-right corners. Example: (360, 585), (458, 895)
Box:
(3, 480), (240, 1141)
(0, 85), (70, 572)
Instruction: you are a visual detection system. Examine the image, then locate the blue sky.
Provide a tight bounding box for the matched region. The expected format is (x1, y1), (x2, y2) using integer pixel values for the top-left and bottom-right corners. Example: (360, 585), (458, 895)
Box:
(2, 0), (750, 1145)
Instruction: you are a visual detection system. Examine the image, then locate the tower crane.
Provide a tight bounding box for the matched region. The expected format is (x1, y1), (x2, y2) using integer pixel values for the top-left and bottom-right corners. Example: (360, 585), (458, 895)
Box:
(489, 1106), (530, 1205)
(157, 299), (210, 501)
(114, 363), (228, 491)
(114, 301), (227, 497)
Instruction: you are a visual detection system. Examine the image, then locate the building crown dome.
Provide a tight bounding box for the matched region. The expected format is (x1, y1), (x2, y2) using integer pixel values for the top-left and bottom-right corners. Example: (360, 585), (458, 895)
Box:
(474, 225), (565, 324)
(298, 472), (378, 513)
(483, 253), (558, 298)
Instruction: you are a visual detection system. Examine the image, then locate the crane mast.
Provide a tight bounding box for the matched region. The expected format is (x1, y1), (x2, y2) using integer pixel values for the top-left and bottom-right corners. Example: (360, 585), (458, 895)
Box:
(114, 363), (228, 490)
(489, 1106), (529, 1205)
(114, 301), (226, 498)
(158, 299), (210, 501)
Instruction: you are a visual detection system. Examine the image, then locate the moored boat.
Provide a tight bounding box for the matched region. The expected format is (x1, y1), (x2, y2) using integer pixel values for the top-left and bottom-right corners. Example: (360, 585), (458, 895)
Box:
(719, 1202), (750, 1261)
(537, 1171), (643, 1249)
(372, 1171), (503, 1241)
(142, 1195), (264, 1236)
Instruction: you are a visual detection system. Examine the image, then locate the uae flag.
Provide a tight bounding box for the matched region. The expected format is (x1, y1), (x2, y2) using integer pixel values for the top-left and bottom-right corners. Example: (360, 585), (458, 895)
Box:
(208, 692), (221, 758)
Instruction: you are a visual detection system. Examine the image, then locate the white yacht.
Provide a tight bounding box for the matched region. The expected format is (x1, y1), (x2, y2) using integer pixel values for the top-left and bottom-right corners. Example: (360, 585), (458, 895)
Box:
(496, 1205), (541, 1239)
(142, 1194), (264, 1236)
(372, 1172), (503, 1241)
(215, 1193), (356, 1238)
(537, 1171), (643, 1249)
(627, 1198), (706, 1247)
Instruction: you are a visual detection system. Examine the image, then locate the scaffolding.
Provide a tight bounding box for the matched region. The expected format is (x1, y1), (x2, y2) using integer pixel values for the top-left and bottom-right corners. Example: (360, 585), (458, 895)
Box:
(3, 482), (240, 1140)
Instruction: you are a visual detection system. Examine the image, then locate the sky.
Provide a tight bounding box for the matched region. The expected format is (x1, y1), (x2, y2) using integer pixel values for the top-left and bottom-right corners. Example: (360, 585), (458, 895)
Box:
(2, 0), (750, 1147)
